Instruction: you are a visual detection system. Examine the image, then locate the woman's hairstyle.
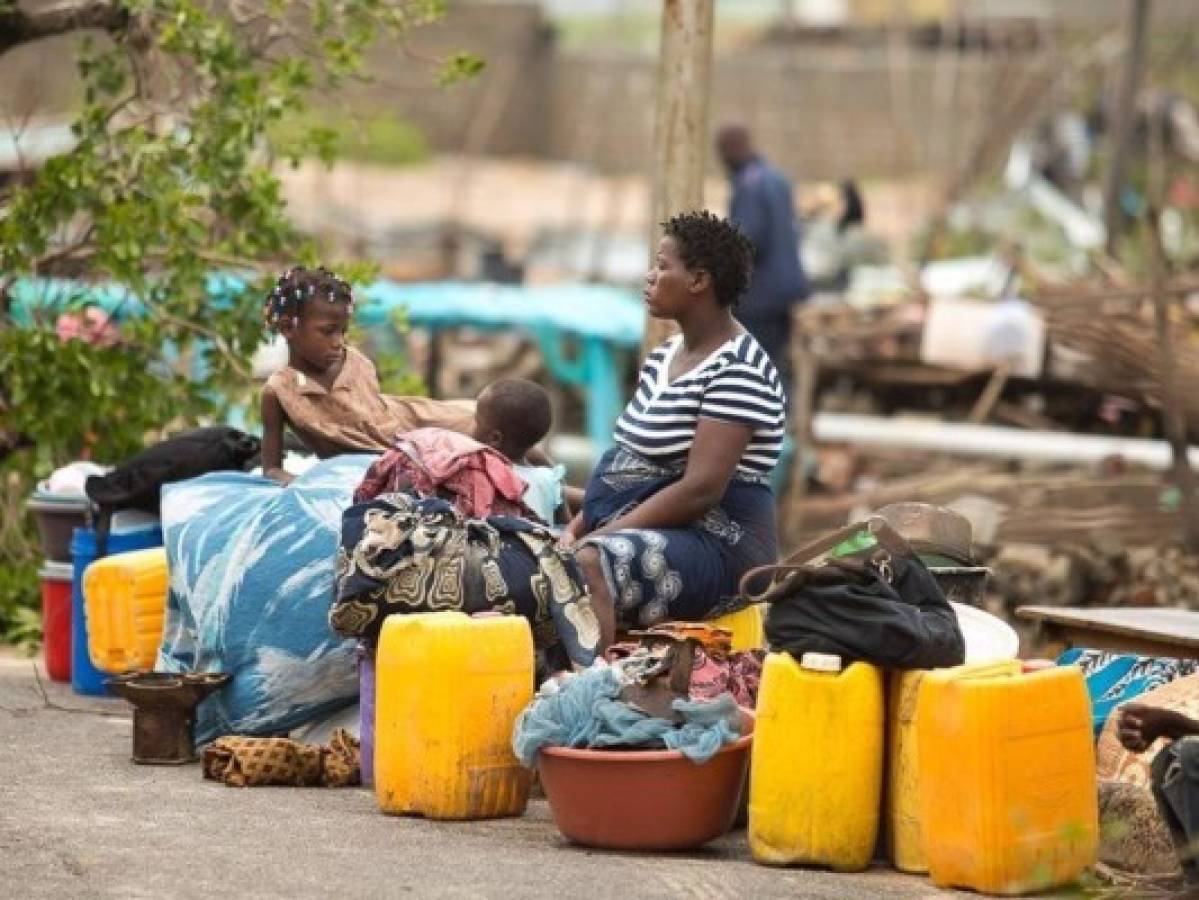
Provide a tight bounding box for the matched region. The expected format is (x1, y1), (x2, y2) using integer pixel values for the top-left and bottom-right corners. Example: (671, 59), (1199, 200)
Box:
(662, 210), (754, 307)
(262, 266), (353, 332)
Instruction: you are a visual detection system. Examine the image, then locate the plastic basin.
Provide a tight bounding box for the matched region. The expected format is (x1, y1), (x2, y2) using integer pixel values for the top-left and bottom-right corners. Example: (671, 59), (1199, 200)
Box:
(537, 709), (754, 851)
(27, 494), (90, 562)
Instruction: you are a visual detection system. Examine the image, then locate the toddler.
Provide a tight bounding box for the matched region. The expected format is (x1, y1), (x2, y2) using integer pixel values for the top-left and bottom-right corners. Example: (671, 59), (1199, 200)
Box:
(473, 378), (569, 524)
(353, 378), (569, 525)
(260, 266), (475, 485)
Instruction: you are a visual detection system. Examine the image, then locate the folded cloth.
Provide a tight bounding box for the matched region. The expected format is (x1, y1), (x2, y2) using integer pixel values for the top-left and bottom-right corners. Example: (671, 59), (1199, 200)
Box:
(202, 728), (360, 788)
(512, 663), (742, 768)
(353, 427), (533, 519)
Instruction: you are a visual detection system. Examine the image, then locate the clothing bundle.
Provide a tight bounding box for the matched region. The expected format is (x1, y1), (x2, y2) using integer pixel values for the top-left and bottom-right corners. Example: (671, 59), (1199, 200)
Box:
(353, 427), (534, 520)
(202, 729), (360, 788)
(331, 493), (599, 670)
(605, 642), (764, 709)
(511, 660), (744, 768)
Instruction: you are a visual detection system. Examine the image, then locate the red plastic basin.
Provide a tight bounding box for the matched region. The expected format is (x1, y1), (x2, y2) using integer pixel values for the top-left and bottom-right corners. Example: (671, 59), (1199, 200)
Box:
(537, 709), (754, 851)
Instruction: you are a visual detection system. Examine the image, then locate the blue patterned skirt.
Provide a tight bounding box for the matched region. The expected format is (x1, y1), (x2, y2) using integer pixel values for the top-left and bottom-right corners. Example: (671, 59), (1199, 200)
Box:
(579, 446), (779, 627)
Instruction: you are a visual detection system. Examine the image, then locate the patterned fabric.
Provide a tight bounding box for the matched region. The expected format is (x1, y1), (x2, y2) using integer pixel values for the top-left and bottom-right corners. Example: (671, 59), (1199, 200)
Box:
(352, 427), (533, 520)
(158, 456), (372, 745)
(688, 647), (765, 709)
(267, 345), (475, 457)
(579, 446), (778, 627)
(613, 333), (786, 478)
(1099, 673), (1199, 788)
(202, 728), (360, 788)
(1062, 648), (1199, 738)
(605, 641), (764, 709)
(331, 494), (600, 668)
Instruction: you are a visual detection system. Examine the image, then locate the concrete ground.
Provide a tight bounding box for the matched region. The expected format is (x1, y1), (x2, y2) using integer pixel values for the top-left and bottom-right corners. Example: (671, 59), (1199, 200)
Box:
(0, 650), (972, 899)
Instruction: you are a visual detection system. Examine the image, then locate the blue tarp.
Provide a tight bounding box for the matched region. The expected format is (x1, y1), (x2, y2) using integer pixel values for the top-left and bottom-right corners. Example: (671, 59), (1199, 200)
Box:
(157, 455), (373, 743)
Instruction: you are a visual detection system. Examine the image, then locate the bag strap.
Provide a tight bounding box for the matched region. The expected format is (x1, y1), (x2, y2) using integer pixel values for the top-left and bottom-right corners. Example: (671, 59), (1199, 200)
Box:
(738, 516), (916, 604)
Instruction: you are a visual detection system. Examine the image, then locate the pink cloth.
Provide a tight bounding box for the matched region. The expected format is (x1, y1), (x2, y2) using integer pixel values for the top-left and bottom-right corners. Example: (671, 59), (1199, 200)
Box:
(353, 427), (533, 519)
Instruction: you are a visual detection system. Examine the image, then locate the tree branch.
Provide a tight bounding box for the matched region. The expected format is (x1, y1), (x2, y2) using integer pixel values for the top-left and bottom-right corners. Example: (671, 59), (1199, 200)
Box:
(0, 0), (129, 57)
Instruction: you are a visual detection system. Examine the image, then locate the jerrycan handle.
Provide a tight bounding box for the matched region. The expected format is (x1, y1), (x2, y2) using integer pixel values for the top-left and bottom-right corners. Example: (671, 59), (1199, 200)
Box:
(800, 652), (842, 673)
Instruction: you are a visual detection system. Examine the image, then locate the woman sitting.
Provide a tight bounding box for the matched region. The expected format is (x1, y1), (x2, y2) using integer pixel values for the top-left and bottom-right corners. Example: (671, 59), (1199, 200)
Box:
(330, 210), (784, 671)
(564, 210), (785, 648)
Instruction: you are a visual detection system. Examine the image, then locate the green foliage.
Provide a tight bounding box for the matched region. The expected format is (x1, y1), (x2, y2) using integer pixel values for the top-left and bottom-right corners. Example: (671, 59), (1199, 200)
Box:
(0, 0), (463, 644)
(437, 52), (486, 87)
(271, 110), (429, 168)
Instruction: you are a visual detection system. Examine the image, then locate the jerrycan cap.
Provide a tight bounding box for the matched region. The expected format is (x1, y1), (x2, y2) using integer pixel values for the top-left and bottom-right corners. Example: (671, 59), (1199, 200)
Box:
(800, 652), (843, 673)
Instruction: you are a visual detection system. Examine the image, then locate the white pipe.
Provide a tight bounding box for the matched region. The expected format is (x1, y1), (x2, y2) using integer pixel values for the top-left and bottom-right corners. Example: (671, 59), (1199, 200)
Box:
(812, 413), (1197, 471)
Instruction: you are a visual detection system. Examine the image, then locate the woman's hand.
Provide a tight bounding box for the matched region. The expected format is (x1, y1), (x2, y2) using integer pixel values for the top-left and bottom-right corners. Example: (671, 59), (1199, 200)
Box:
(599, 418), (753, 533)
(558, 510), (586, 548)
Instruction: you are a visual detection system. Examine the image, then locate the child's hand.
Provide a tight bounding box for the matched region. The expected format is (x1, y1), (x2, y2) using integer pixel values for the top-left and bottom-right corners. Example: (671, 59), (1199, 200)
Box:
(265, 467), (295, 487)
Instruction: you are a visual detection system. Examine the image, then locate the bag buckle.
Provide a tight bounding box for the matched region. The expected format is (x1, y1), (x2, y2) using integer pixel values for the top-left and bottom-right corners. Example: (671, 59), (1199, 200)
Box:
(872, 549), (893, 584)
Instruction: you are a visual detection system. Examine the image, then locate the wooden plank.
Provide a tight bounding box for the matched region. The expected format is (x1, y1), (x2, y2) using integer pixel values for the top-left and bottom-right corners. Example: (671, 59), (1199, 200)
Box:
(1017, 605), (1199, 653)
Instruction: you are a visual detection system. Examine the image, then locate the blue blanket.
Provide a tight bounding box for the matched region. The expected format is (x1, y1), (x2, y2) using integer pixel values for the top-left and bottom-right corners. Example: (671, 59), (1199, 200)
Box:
(157, 455), (374, 743)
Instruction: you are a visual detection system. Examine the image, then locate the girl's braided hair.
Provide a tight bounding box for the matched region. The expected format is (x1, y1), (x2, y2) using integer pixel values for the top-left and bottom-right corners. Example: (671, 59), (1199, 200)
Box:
(262, 266), (354, 332)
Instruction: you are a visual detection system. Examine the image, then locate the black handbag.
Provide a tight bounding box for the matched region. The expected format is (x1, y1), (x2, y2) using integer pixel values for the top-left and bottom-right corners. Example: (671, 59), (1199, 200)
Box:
(85, 427), (261, 554)
(739, 517), (965, 670)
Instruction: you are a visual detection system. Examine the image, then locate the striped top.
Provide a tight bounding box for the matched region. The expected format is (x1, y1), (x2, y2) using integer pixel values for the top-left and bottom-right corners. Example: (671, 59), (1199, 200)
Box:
(614, 332), (786, 479)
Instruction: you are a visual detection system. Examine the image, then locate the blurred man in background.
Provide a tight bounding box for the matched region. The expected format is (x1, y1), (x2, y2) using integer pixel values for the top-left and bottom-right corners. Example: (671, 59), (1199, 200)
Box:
(716, 124), (809, 392)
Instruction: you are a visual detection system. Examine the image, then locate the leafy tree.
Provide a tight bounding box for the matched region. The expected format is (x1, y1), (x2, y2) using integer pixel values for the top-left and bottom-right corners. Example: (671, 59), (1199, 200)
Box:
(0, 0), (477, 642)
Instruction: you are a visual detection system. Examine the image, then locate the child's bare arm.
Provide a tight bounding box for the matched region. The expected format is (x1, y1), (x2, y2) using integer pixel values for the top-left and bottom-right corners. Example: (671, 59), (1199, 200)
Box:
(562, 485), (585, 510)
(261, 387), (293, 486)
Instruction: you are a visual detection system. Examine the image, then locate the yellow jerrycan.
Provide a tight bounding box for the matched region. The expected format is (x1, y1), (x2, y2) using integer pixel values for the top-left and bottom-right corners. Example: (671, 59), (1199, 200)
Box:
(917, 663), (1098, 894)
(81, 547), (169, 674)
(707, 604), (766, 652)
(886, 660), (1020, 874)
(375, 611), (534, 820)
(749, 651), (885, 871)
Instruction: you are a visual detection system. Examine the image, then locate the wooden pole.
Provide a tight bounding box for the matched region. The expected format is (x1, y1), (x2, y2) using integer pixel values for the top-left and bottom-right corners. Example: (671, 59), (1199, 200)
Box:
(1102, 0), (1152, 258)
(1146, 208), (1199, 552)
(643, 0), (715, 356)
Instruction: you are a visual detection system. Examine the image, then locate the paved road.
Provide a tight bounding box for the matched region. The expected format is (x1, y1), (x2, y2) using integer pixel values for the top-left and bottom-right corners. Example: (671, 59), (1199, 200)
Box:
(0, 651), (967, 899)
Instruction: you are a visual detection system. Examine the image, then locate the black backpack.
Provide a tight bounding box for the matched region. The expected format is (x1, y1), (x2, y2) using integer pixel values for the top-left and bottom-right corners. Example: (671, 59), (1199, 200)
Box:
(85, 427), (261, 554)
(741, 518), (965, 671)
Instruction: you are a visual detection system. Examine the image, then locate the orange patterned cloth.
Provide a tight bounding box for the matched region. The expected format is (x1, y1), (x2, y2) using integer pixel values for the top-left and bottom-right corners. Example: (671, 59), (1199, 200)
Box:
(202, 728), (360, 788)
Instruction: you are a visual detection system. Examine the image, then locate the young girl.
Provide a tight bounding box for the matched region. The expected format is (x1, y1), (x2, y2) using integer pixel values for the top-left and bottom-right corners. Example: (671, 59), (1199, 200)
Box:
(260, 266), (475, 485)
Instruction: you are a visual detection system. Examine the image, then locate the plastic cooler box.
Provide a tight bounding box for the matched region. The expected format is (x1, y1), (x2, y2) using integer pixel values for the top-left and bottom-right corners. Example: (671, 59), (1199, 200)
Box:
(70, 525), (163, 696)
(38, 561), (74, 682)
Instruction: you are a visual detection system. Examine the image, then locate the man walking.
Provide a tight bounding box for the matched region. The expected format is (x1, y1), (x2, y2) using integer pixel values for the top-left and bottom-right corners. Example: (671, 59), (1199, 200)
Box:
(716, 125), (809, 390)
